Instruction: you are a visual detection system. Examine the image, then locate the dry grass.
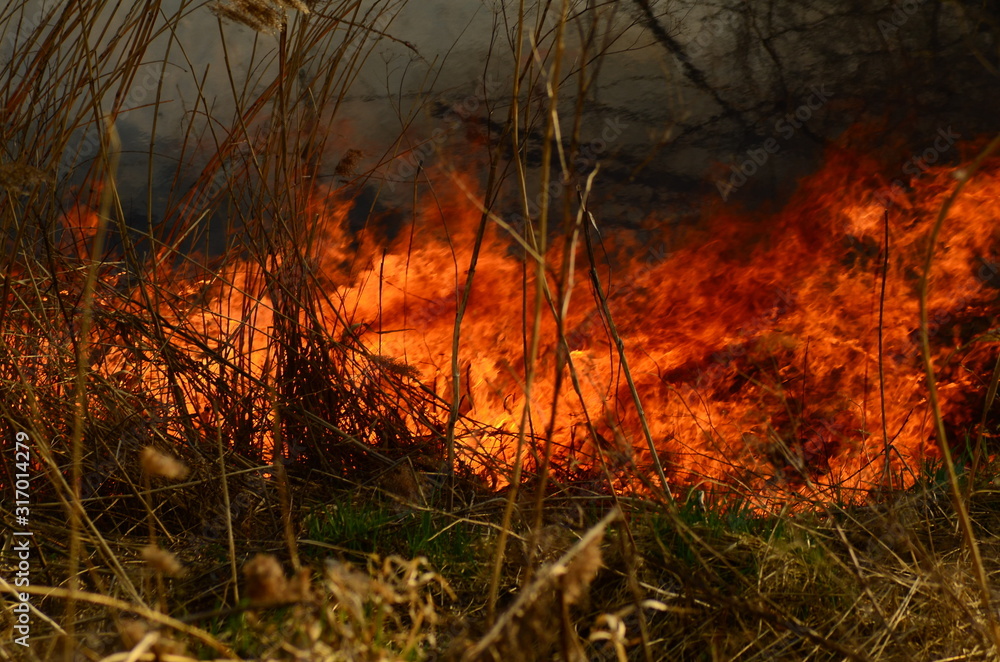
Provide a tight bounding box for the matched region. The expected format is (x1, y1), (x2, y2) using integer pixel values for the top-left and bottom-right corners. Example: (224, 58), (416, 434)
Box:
(2, 1), (1000, 661)
(210, 0), (314, 35)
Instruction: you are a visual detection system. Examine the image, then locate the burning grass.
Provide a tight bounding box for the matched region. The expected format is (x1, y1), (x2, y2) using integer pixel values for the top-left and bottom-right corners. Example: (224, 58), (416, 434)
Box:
(5, 0), (1000, 659)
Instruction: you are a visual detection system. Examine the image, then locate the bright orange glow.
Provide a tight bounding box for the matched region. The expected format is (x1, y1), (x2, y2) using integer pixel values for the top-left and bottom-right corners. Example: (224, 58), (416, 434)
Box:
(44, 140), (1000, 506)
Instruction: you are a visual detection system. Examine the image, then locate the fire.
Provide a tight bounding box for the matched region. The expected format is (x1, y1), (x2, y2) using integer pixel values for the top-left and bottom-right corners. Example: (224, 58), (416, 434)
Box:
(27, 138), (1000, 505)
(337, 147), (998, 500)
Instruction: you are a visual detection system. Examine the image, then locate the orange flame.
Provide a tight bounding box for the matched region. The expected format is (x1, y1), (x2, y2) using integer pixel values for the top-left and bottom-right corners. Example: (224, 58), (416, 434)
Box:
(43, 138), (1000, 506)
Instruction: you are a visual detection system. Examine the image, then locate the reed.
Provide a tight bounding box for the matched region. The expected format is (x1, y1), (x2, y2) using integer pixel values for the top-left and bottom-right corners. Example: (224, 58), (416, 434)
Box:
(2, 1), (1000, 660)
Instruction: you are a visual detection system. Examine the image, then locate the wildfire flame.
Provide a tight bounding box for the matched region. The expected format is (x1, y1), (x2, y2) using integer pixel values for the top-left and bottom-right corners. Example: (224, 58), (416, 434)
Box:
(35, 138), (1000, 506)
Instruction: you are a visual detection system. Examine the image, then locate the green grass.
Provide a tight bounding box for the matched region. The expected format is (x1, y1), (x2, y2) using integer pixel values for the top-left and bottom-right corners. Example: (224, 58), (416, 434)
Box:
(306, 501), (395, 555)
(303, 496), (487, 582)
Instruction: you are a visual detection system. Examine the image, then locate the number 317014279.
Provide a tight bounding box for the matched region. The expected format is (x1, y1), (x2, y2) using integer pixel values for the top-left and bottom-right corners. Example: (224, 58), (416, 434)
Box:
(14, 431), (31, 499)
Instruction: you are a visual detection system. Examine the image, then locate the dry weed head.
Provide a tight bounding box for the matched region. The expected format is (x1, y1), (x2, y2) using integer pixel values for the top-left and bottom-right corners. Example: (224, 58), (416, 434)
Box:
(140, 446), (190, 480)
(243, 554), (289, 605)
(323, 558), (372, 624)
(243, 553), (311, 606)
(319, 556), (454, 655)
(461, 511), (616, 661)
(370, 353), (421, 381)
(119, 619), (189, 656)
(560, 531), (603, 606)
(335, 148), (364, 179)
(210, 0), (313, 34)
(141, 544), (185, 577)
(119, 619), (148, 649)
(0, 163), (53, 193)
(525, 523), (575, 566)
(237, 555), (452, 658)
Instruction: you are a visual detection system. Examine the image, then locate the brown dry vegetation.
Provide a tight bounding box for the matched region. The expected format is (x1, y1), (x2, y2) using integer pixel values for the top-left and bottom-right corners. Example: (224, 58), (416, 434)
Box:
(3, 1), (1000, 661)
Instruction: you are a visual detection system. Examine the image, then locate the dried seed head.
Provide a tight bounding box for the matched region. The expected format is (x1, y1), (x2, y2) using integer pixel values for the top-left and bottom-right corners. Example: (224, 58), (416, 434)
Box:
(141, 545), (184, 577)
(281, 0), (311, 12)
(560, 534), (603, 606)
(370, 353), (420, 380)
(335, 149), (364, 179)
(119, 618), (186, 655)
(243, 553), (290, 605)
(211, 0), (283, 34)
(140, 447), (189, 480)
(0, 163), (53, 193)
(119, 619), (148, 648)
(290, 567), (313, 602)
(210, 0), (313, 34)
(152, 635), (186, 657)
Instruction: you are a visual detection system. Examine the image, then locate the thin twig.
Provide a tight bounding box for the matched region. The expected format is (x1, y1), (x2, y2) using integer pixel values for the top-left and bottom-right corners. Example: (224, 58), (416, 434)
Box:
(879, 209), (892, 490)
(580, 198), (671, 499)
(917, 131), (1000, 650)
